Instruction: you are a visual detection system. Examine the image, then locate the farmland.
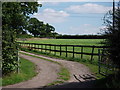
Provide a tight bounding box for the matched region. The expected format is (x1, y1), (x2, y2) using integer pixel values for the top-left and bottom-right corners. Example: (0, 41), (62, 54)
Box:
(19, 38), (104, 63)
(20, 38), (103, 46)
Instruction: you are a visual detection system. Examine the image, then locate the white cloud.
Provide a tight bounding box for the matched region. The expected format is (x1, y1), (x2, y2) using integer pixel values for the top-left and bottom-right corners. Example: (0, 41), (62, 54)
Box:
(47, 2), (60, 5)
(38, 1), (59, 5)
(37, 0), (116, 2)
(66, 3), (112, 14)
(33, 8), (69, 23)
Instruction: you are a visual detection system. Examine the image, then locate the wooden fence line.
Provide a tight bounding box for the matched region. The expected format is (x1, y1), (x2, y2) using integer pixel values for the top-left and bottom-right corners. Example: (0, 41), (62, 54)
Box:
(98, 49), (117, 76)
(18, 42), (109, 63)
(18, 42), (108, 48)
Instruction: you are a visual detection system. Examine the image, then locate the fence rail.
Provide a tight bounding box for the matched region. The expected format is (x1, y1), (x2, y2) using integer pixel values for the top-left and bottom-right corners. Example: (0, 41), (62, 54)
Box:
(98, 49), (117, 76)
(18, 42), (109, 63)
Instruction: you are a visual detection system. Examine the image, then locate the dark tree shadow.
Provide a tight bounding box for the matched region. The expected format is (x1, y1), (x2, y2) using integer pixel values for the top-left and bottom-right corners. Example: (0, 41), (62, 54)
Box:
(36, 80), (96, 89)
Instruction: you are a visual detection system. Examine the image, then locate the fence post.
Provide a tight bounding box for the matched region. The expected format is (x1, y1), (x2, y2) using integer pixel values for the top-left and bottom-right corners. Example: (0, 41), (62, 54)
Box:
(34, 44), (35, 50)
(60, 45), (61, 56)
(37, 44), (38, 50)
(35, 44), (37, 50)
(32, 43), (34, 50)
(54, 45), (56, 55)
(98, 49), (101, 74)
(28, 43), (30, 49)
(81, 46), (83, 59)
(30, 43), (31, 50)
(17, 47), (20, 73)
(49, 44), (51, 54)
(73, 46), (74, 58)
(66, 45), (67, 57)
(41, 44), (43, 52)
(90, 46), (95, 63)
(36, 44), (37, 50)
(34, 43), (35, 50)
(35, 44), (36, 50)
(38, 44), (39, 51)
(31, 43), (32, 50)
(45, 44), (46, 53)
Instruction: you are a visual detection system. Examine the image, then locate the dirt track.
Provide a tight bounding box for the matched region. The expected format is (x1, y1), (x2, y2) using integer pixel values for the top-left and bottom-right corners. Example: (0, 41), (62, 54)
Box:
(3, 51), (95, 89)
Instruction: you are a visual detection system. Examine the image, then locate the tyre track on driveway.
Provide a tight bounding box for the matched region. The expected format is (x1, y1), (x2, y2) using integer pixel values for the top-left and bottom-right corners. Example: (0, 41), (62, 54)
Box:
(20, 51), (95, 88)
(3, 54), (61, 88)
(20, 51), (92, 82)
(3, 51), (95, 88)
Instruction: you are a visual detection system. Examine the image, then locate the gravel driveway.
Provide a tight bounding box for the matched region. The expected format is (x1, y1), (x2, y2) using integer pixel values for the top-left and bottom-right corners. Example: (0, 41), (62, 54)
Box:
(3, 54), (61, 88)
(3, 51), (95, 89)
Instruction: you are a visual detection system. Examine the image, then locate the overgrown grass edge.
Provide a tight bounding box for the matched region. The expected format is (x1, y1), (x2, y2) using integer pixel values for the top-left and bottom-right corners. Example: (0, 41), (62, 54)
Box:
(2, 57), (37, 86)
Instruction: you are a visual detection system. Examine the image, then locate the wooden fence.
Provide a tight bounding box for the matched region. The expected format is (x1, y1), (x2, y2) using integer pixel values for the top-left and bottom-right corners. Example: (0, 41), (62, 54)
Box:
(18, 42), (109, 63)
(98, 49), (117, 76)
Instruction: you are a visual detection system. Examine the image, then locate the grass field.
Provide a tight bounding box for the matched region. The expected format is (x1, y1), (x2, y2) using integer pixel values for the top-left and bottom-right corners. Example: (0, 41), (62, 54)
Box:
(19, 38), (104, 63)
(20, 38), (103, 46)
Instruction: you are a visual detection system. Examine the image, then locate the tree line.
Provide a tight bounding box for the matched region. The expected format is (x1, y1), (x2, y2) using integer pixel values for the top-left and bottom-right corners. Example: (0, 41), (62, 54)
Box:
(56, 34), (107, 39)
(27, 18), (58, 38)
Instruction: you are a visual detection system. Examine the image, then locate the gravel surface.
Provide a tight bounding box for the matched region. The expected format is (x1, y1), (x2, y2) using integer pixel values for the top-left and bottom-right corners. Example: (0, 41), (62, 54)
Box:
(3, 51), (95, 89)
(3, 54), (61, 88)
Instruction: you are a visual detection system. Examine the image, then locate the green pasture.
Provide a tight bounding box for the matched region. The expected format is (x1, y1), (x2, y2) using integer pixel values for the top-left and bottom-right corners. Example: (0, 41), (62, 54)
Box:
(19, 39), (104, 63)
(20, 38), (103, 46)
(2, 57), (37, 86)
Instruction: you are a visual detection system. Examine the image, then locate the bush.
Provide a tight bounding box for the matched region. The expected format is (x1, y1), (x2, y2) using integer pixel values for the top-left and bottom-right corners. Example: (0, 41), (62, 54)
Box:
(2, 28), (18, 75)
(103, 1), (120, 69)
(102, 1), (120, 88)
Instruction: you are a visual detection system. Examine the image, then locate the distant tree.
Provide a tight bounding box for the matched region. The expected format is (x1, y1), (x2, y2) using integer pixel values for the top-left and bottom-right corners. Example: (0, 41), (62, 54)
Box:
(52, 32), (59, 38)
(27, 18), (44, 37)
(44, 23), (55, 38)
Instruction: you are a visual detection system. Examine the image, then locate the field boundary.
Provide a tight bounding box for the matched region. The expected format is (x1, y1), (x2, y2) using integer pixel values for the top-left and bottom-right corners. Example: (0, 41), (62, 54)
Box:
(18, 42), (109, 63)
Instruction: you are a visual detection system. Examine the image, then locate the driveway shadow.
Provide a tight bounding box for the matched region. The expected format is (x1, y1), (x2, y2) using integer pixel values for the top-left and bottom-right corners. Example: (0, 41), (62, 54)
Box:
(36, 80), (96, 89)
(2, 80), (96, 90)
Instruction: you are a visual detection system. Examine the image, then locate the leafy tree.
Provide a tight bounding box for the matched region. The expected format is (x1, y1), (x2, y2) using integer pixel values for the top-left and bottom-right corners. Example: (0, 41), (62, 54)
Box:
(103, 1), (120, 69)
(27, 18), (44, 37)
(27, 18), (56, 38)
(43, 23), (55, 38)
(2, 2), (40, 35)
(2, 2), (41, 75)
(102, 1), (120, 87)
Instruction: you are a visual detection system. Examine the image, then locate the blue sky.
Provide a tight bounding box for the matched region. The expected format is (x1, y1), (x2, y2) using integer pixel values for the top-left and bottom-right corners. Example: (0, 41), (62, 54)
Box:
(32, 1), (114, 35)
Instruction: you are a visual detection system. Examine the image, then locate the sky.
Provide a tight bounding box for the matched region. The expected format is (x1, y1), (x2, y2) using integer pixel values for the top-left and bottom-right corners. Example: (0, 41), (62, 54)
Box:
(31, 0), (116, 35)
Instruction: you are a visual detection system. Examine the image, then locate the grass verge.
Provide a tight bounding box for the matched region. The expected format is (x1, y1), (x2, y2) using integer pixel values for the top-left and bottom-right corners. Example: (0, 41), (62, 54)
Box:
(20, 51), (70, 86)
(57, 67), (70, 81)
(2, 57), (37, 86)
(47, 67), (70, 87)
